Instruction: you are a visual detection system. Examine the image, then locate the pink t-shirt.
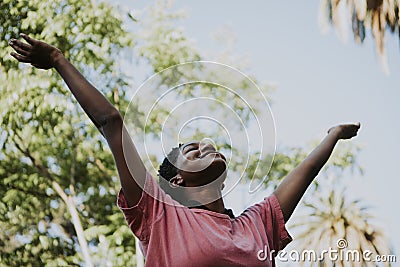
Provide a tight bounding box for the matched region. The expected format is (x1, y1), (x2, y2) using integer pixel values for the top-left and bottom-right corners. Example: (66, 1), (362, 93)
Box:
(117, 172), (292, 266)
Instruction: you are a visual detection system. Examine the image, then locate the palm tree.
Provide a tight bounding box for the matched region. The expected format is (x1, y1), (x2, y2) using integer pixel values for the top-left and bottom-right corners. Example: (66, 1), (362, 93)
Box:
(291, 175), (393, 266)
(319, 0), (400, 74)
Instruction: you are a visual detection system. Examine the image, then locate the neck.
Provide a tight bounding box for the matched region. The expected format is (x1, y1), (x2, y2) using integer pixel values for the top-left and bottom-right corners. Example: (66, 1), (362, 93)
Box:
(184, 185), (226, 213)
(203, 198), (225, 213)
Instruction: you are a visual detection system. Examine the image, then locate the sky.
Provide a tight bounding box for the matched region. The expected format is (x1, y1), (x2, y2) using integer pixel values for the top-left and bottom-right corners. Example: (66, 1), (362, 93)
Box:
(113, 0), (400, 265)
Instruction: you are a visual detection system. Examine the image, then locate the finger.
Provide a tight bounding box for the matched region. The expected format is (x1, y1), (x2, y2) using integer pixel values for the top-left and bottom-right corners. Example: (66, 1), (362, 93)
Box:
(9, 42), (31, 57)
(350, 122), (360, 128)
(20, 33), (38, 45)
(11, 38), (32, 50)
(10, 52), (31, 63)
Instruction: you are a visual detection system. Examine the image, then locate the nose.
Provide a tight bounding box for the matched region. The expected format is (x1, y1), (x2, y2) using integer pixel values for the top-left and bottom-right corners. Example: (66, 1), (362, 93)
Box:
(199, 143), (215, 154)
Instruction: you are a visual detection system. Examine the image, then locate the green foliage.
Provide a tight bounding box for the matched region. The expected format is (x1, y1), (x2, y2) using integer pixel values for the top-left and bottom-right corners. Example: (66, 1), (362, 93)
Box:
(0, 0), (387, 266)
(136, 0), (200, 73)
(127, 1), (278, 182)
(0, 0), (135, 265)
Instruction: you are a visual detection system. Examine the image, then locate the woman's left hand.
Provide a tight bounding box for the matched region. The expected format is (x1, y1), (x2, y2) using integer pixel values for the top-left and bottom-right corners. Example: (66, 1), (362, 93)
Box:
(327, 122), (361, 140)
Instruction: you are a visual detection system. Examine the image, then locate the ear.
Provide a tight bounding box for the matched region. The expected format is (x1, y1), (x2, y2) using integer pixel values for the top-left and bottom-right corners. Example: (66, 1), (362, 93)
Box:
(169, 174), (185, 187)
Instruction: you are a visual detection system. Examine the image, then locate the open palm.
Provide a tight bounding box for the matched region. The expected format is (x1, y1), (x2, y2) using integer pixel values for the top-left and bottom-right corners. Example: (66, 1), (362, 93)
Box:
(9, 33), (60, 69)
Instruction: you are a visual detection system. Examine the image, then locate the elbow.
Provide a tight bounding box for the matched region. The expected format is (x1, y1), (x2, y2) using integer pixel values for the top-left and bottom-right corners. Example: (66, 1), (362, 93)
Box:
(100, 109), (123, 127)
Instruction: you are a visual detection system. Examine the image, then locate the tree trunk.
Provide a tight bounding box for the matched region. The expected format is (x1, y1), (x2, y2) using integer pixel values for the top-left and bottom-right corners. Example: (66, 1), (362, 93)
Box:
(52, 181), (93, 267)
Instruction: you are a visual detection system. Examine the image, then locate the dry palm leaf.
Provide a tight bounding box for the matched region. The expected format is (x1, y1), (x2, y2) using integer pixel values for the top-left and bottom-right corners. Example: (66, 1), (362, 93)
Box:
(319, 0), (399, 74)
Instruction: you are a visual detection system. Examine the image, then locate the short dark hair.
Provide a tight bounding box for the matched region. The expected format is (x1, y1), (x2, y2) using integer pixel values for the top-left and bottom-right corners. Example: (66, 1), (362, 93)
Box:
(158, 144), (183, 200)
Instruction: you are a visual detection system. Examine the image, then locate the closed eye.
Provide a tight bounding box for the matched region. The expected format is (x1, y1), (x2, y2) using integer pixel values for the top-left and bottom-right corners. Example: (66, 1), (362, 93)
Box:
(183, 145), (199, 156)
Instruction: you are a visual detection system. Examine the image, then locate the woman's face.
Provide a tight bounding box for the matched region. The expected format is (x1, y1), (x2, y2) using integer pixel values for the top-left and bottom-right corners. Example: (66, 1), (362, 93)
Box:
(175, 141), (227, 187)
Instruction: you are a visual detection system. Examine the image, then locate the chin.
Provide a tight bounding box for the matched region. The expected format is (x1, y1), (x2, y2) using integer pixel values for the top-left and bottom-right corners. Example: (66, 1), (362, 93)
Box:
(181, 156), (227, 186)
(204, 159), (227, 183)
(212, 157), (227, 170)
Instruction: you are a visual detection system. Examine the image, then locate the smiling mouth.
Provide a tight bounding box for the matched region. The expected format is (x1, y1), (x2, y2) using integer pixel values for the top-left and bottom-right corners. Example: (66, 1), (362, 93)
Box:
(200, 151), (226, 161)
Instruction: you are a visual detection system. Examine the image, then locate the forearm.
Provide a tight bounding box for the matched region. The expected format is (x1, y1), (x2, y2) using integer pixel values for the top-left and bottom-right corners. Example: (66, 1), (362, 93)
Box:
(274, 131), (340, 222)
(52, 51), (119, 128)
(302, 130), (340, 173)
(9, 33), (147, 206)
(9, 34), (118, 128)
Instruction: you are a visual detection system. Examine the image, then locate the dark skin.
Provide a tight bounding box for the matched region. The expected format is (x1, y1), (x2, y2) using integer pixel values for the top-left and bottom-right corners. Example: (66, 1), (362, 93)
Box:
(9, 34), (361, 222)
(171, 141), (228, 213)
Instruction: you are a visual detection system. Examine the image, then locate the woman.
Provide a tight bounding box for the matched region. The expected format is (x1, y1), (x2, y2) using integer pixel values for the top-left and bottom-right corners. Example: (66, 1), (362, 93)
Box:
(9, 34), (360, 266)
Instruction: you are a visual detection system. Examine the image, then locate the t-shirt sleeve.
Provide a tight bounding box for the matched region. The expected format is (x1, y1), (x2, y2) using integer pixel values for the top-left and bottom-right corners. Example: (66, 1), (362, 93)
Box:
(267, 193), (292, 251)
(116, 171), (178, 242)
(247, 193), (292, 253)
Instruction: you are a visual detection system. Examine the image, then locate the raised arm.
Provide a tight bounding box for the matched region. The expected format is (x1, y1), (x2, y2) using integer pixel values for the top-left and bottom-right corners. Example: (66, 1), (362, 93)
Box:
(9, 33), (145, 207)
(273, 123), (361, 222)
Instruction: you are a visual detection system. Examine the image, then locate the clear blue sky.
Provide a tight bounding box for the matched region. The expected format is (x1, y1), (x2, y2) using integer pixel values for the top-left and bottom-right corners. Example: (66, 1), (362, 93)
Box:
(115, 0), (400, 263)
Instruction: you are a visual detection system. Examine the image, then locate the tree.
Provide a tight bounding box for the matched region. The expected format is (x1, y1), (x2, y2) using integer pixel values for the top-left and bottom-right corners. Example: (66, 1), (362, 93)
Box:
(1, 0), (277, 265)
(0, 0), (392, 266)
(287, 142), (393, 266)
(107, 4), (395, 267)
(319, 0), (399, 74)
(0, 0), (136, 265)
(129, 0), (277, 188)
(291, 177), (393, 266)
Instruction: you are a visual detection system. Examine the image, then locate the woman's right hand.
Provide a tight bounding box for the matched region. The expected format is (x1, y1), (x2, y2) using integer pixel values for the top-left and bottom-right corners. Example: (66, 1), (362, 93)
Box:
(9, 33), (62, 69)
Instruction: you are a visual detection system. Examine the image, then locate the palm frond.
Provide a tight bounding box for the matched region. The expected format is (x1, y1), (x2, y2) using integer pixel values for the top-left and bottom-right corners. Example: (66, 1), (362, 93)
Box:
(320, 0), (400, 74)
(292, 186), (392, 266)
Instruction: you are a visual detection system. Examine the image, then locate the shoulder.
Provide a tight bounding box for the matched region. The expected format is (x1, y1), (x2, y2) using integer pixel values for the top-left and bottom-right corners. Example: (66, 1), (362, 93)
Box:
(238, 194), (292, 251)
(240, 194), (281, 219)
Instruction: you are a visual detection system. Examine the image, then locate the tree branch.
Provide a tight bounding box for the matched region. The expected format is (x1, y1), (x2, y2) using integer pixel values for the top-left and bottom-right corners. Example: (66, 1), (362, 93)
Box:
(11, 131), (93, 267)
